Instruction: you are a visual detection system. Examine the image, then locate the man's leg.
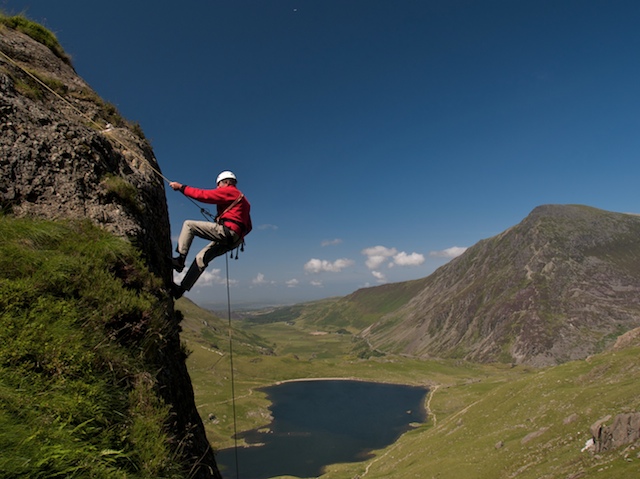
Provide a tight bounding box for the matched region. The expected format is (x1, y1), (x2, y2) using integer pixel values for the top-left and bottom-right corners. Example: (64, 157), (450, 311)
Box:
(173, 223), (240, 297)
(178, 242), (228, 293)
(176, 220), (221, 255)
(173, 220), (220, 272)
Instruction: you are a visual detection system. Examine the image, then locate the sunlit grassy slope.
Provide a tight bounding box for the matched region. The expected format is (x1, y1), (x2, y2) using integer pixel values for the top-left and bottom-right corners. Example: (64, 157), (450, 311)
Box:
(178, 298), (640, 478)
(0, 216), (187, 478)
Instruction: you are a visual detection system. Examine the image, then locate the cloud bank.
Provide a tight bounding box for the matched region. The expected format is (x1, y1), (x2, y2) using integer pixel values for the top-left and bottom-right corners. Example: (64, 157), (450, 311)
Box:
(304, 258), (355, 273)
(361, 245), (426, 283)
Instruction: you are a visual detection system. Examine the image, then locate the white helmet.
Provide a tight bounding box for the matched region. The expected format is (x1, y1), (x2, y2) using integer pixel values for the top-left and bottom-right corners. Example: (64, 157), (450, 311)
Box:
(216, 170), (237, 184)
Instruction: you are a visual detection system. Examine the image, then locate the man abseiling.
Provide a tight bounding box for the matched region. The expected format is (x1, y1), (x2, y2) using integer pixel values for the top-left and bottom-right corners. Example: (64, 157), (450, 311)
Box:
(168, 170), (252, 298)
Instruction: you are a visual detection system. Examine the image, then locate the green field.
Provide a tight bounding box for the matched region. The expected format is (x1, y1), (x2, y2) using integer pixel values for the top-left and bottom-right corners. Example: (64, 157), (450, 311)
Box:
(177, 298), (640, 479)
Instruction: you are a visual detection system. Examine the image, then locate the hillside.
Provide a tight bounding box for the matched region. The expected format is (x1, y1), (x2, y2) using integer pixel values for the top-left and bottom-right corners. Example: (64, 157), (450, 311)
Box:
(176, 297), (275, 357)
(242, 280), (428, 334)
(178, 289), (640, 479)
(248, 205), (640, 367)
(323, 335), (640, 479)
(361, 204), (640, 366)
(171, 208), (640, 477)
(0, 16), (220, 478)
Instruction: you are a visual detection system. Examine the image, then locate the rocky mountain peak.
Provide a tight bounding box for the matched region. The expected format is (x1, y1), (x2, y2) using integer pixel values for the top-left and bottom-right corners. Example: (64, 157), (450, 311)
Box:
(362, 204), (640, 366)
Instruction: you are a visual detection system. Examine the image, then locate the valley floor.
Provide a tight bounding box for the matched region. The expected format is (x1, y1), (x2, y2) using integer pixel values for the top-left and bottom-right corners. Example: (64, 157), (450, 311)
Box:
(177, 300), (640, 479)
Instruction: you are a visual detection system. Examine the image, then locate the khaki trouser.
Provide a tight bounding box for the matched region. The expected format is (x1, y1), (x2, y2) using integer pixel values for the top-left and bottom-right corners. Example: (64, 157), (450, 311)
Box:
(176, 220), (240, 291)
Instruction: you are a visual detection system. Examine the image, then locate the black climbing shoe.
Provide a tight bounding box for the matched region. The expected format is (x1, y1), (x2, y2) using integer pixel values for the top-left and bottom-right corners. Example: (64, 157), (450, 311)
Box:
(171, 255), (185, 272)
(171, 283), (185, 299)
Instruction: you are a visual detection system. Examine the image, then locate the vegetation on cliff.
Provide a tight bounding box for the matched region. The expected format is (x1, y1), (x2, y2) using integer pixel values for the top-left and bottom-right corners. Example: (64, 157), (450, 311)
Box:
(0, 216), (188, 478)
(1, 15), (219, 477)
(0, 13), (71, 65)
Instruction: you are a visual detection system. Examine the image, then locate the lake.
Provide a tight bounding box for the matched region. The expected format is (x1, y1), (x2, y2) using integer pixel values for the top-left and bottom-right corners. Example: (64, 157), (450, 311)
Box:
(216, 379), (429, 479)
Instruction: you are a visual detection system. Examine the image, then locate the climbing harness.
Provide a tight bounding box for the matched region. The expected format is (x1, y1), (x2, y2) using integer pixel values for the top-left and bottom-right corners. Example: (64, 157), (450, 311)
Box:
(216, 193), (246, 258)
(1, 46), (244, 474)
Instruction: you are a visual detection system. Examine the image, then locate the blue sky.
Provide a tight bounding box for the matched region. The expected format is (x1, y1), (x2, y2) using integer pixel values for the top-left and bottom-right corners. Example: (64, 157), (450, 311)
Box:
(3, 0), (640, 307)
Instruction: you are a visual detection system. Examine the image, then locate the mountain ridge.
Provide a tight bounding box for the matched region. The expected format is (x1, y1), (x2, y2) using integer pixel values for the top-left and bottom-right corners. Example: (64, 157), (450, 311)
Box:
(252, 204), (640, 367)
(360, 204), (640, 366)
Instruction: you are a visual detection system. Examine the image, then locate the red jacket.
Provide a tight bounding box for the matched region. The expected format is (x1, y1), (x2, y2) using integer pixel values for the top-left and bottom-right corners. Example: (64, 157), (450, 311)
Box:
(183, 184), (252, 238)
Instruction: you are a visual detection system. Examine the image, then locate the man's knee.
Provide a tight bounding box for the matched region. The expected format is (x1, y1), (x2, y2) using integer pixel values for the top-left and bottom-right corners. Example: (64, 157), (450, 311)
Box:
(183, 220), (197, 231)
(197, 246), (227, 269)
(195, 254), (208, 269)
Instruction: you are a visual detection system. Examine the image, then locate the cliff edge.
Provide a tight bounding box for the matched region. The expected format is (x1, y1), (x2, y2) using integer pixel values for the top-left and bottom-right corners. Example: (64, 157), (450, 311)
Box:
(1, 17), (220, 478)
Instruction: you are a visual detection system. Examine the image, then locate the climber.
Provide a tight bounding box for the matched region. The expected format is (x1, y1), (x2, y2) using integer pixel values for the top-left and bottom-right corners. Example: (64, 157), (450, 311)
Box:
(168, 170), (252, 299)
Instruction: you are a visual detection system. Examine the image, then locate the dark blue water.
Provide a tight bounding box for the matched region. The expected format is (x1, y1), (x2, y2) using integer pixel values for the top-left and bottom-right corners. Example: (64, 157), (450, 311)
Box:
(216, 379), (429, 479)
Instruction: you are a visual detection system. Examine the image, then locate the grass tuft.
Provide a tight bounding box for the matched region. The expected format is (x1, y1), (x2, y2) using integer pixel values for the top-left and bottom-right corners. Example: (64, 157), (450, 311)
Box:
(0, 13), (72, 65)
(100, 174), (141, 213)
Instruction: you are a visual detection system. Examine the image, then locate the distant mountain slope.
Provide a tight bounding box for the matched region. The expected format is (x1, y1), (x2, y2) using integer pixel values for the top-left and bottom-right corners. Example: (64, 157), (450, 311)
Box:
(245, 281), (428, 334)
(361, 205), (640, 366)
(176, 297), (274, 356)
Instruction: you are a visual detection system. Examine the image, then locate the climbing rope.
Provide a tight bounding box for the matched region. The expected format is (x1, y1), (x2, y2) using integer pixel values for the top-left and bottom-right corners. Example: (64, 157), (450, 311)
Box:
(2, 48), (223, 217)
(0, 47), (225, 220)
(1, 46), (242, 472)
(225, 253), (241, 478)
(1, 47), (225, 228)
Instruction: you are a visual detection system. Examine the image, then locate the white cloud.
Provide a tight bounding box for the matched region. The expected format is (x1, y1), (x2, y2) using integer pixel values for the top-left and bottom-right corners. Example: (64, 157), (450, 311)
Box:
(200, 268), (236, 286)
(173, 269), (228, 287)
(252, 273), (267, 285)
(173, 271), (185, 282)
(286, 278), (299, 288)
(371, 270), (386, 283)
(252, 273), (278, 286)
(393, 251), (425, 266)
(304, 258), (355, 273)
(258, 224), (278, 230)
(321, 238), (343, 247)
(362, 245), (397, 269)
(310, 280), (323, 287)
(430, 246), (467, 258)
(362, 245), (425, 269)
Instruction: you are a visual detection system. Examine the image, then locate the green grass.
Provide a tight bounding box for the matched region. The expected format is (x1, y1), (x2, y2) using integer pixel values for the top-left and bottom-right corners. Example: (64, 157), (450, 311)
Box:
(0, 13), (72, 65)
(0, 216), (187, 478)
(323, 346), (640, 479)
(101, 173), (141, 213)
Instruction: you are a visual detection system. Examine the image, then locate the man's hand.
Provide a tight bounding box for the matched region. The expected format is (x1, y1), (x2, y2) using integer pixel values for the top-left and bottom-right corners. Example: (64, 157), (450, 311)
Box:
(169, 181), (183, 191)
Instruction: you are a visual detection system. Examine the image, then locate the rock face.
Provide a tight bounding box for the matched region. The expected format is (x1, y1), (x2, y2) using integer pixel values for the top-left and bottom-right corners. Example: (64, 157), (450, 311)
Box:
(613, 326), (640, 350)
(362, 204), (640, 366)
(0, 24), (169, 277)
(1, 23), (220, 478)
(591, 413), (640, 453)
